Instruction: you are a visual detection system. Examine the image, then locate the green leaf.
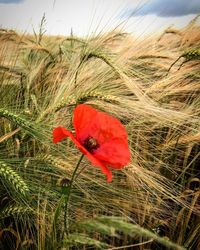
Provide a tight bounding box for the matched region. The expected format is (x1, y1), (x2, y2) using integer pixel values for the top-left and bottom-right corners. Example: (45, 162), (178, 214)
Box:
(96, 216), (186, 250)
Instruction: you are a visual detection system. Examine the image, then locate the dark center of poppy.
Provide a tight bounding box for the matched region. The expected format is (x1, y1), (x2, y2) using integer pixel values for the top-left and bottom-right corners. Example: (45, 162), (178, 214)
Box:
(83, 136), (99, 152)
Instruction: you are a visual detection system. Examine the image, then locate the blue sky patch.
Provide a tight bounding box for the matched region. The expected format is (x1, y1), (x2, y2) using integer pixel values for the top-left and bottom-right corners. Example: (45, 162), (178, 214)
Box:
(124, 0), (200, 17)
(0, 0), (24, 4)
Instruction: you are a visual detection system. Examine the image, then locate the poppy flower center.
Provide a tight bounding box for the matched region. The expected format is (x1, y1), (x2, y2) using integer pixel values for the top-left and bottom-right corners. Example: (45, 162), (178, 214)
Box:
(83, 136), (99, 152)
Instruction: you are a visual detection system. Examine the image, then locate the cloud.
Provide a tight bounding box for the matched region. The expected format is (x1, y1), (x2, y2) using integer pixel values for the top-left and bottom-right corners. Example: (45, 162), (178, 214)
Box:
(125, 0), (200, 17)
(0, 0), (24, 4)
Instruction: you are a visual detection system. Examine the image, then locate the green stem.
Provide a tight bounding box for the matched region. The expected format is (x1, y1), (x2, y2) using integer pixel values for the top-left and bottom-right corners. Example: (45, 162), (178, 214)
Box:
(63, 153), (84, 235)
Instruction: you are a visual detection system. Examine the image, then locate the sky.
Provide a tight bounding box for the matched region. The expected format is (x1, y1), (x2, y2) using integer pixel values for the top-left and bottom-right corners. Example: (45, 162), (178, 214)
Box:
(0, 0), (200, 37)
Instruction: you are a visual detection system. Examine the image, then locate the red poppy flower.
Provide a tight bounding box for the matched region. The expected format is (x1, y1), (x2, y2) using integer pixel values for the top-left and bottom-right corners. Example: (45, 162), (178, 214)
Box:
(53, 104), (130, 182)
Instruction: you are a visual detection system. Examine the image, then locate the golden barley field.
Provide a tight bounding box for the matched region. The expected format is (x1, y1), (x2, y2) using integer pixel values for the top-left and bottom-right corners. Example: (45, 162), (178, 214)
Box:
(0, 16), (200, 250)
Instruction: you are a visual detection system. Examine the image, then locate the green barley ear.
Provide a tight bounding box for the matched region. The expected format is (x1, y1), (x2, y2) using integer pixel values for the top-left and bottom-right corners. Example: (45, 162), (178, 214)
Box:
(54, 91), (120, 111)
(0, 160), (29, 196)
(182, 48), (200, 61)
(34, 13), (46, 45)
(0, 108), (32, 129)
(0, 204), (32, 219)
(0, 108), (46, 139)
(54, 95), (76, 112)
(177, 49), (200, 71)
(81, 50), (116, 72)
(76, 90), (120, 104)
(167, 48), (200, 74)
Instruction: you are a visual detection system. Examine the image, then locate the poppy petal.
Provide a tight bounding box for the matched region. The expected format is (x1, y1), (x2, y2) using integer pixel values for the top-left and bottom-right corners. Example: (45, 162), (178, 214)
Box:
(87, 111), (128, 147)
(73, 104), (98, 142)
(69, 134), (113, 182)
(53, 126), (112, 182)
(53, 127), (71, 143)
(94, 138), (131, 169)
(73, 104), (128, 146)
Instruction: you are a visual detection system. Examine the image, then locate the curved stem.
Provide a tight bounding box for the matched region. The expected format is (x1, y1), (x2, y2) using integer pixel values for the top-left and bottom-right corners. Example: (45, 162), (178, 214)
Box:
(63, 154), (84, 235)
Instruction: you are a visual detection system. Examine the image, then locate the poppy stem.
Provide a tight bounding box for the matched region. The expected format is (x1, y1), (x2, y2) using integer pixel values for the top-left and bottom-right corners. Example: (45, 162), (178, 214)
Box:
(74, 164), (87, 181)
(63, 153), (84, 236)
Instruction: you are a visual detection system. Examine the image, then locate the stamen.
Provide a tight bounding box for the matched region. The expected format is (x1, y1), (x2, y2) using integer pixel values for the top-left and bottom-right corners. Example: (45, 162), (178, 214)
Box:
(83, 136), (99, 152)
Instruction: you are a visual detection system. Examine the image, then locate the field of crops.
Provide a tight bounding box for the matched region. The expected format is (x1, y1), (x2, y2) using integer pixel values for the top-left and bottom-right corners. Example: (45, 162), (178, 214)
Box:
(0, 16), (200, 250)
